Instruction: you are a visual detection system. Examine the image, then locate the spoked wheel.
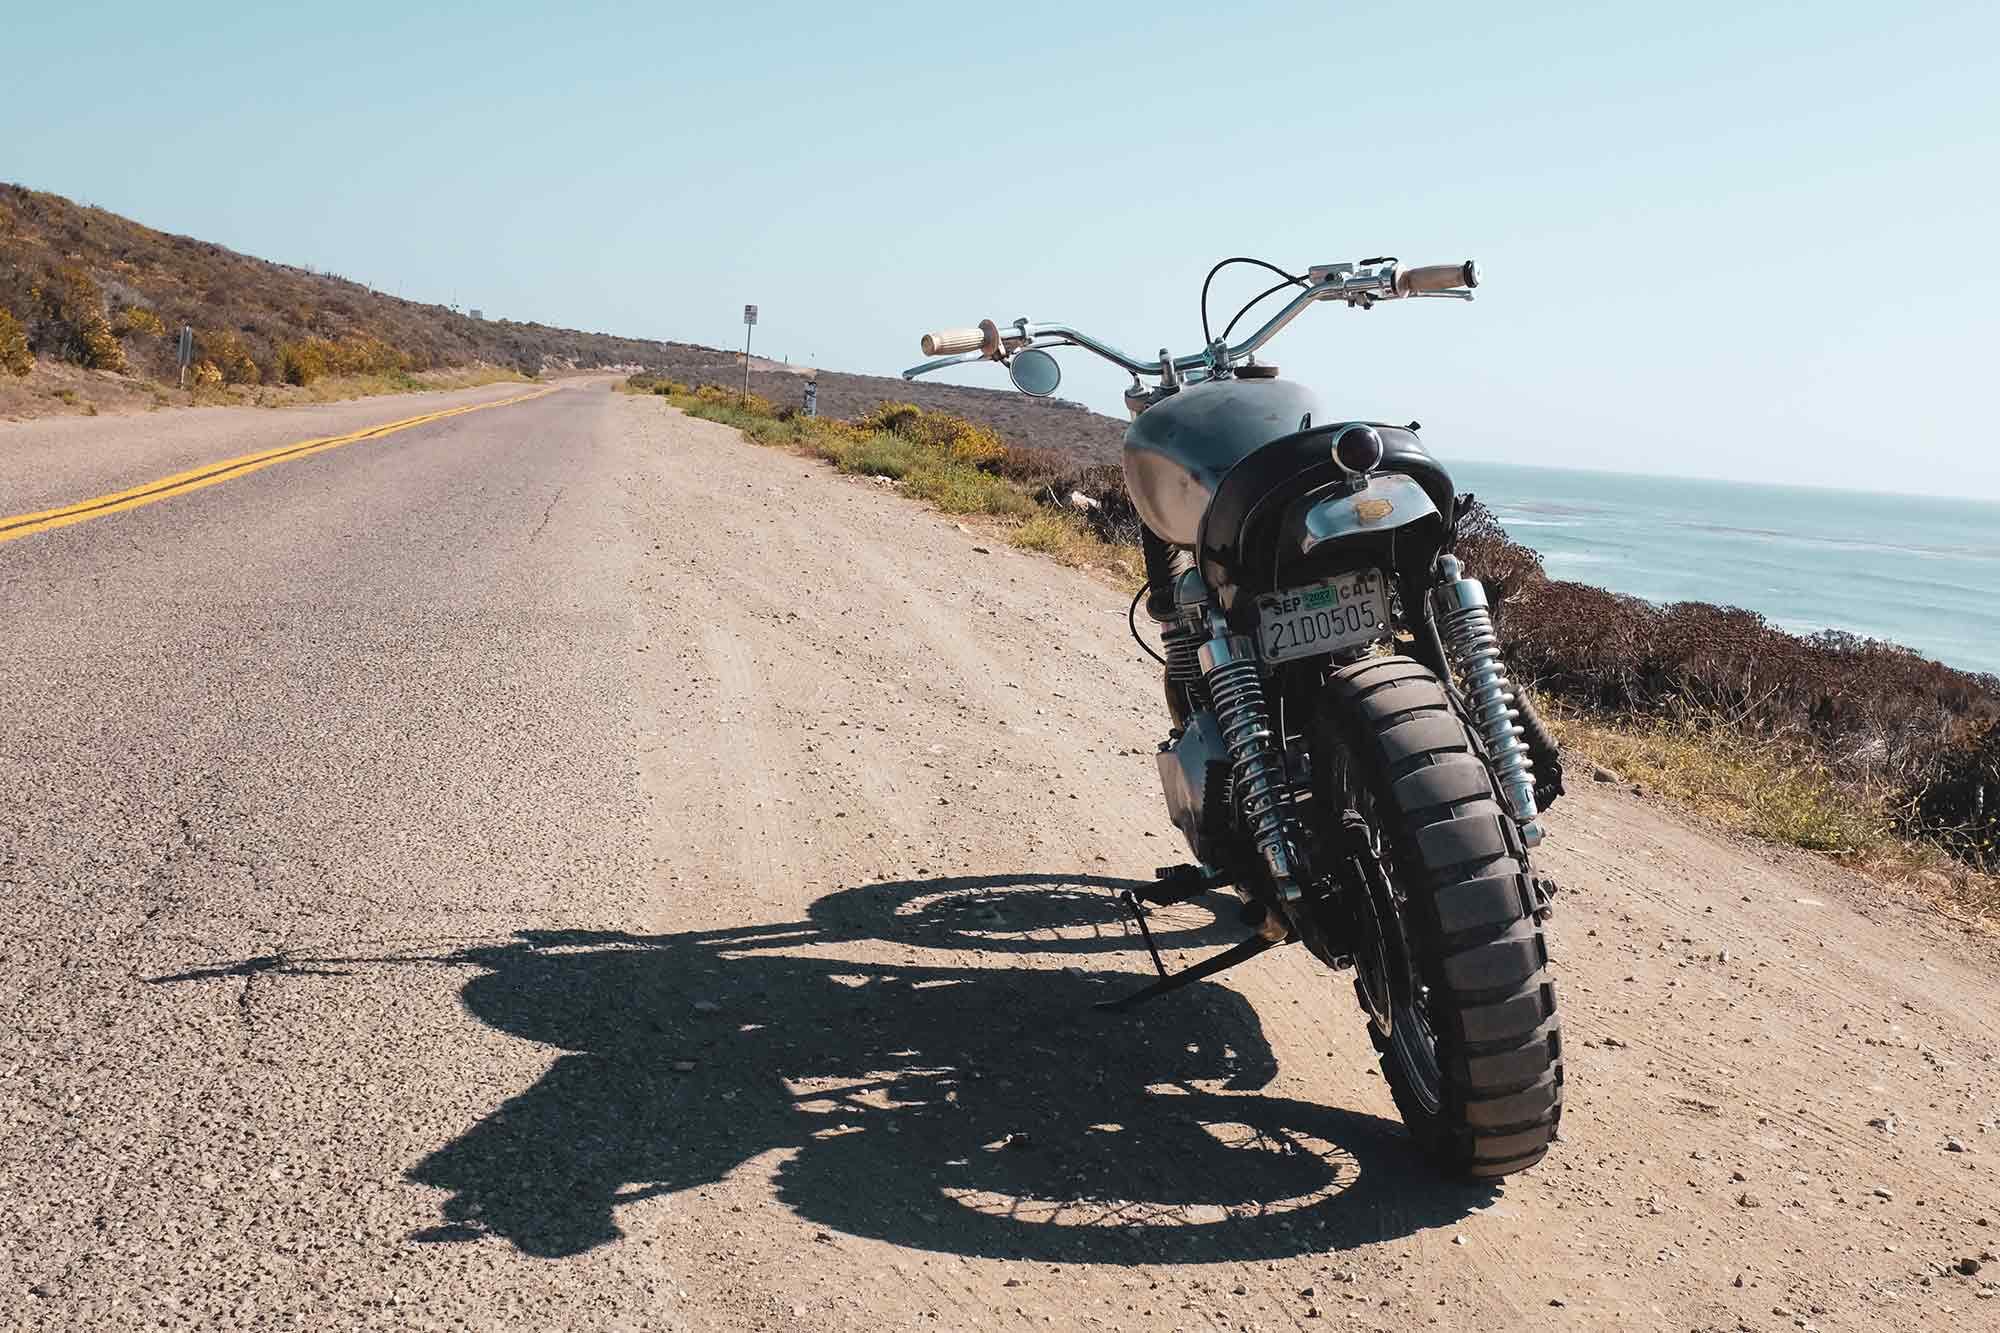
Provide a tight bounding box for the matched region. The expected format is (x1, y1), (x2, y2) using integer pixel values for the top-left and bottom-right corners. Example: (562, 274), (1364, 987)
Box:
(1348, 814), (1447, 1117)
(1316, 655), (1564, 1179)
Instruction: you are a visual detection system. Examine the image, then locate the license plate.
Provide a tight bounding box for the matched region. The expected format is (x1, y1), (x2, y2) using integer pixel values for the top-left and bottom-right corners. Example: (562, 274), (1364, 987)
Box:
(1255, 571), (1390, 663)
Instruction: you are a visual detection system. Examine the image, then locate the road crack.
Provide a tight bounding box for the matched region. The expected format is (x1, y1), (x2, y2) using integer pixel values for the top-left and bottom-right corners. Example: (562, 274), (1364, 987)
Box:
(531, 485), (566, 543)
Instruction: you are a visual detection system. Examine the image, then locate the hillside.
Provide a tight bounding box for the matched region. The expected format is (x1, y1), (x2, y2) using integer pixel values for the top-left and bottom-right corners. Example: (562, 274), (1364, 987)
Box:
(0, 183), (1129, 461)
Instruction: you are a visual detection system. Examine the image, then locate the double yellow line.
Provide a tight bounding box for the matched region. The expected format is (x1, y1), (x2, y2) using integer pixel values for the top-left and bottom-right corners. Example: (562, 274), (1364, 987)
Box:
(0, 386), (557, 546)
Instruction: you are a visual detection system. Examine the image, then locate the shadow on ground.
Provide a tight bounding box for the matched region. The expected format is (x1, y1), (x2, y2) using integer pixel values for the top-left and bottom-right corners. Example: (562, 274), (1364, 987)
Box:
(153, 873), (1490, 1263)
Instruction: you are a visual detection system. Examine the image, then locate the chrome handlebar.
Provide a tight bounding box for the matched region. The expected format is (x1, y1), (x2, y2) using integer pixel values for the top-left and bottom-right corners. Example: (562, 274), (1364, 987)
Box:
(903, 258), (1476, 382)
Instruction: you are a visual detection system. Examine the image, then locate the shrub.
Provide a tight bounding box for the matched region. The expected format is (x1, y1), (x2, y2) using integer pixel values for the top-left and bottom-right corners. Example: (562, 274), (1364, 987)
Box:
(192, 360), (223, 387)
(1899, 719), (1999, 870)
(26, 264), (125, 370)
(277, 338), (330, 386)
(112, 306), (167, 337)
(0, 310), (29, 376)
(854, 400), (1008, 467)
(196, 328), (261, 384)
(1454, 496), (1546, 629)
(78, 315), (127, 371)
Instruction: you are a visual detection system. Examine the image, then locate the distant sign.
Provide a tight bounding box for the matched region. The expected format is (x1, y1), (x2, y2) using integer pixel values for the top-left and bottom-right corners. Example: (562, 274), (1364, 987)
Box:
(803, 379), (818, 418)
(744, 304), (758, 327)
(469, 309), (483, 321)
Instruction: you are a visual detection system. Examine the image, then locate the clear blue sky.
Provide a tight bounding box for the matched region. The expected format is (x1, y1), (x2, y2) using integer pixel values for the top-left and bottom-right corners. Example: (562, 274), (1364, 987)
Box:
(8, 1), (1997, 495)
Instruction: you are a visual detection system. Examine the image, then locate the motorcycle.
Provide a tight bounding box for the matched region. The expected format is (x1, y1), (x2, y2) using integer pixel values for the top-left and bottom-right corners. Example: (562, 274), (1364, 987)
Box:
(903, 255), (1566, 1179)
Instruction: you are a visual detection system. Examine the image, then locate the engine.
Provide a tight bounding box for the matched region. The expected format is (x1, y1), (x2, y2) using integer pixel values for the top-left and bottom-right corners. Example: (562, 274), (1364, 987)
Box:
(1156, 709), (1235, 867)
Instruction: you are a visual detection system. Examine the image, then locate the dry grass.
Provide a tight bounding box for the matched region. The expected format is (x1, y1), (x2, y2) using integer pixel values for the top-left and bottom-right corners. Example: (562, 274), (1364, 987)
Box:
(1550, 706), (2000, 923)
(1548, 708), (1887, 853)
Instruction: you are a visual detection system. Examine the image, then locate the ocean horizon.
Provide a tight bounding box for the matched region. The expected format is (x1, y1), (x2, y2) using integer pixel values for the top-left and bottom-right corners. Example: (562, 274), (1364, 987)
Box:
(1448, 459), (2000, 676)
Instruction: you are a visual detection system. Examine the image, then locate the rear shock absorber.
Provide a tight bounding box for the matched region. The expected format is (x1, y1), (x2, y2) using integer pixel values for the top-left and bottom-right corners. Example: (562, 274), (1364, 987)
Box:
(1433, 555), (1544, 847)
(1198, 627), (1300, 902)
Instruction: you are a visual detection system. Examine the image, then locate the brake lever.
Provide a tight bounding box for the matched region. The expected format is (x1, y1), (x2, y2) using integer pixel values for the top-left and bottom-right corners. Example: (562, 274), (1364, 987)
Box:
(901, 350), (993, 381)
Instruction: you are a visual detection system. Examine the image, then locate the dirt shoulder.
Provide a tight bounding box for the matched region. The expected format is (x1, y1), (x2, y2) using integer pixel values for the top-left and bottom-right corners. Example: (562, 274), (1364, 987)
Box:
(605, 398), (2000, 1330)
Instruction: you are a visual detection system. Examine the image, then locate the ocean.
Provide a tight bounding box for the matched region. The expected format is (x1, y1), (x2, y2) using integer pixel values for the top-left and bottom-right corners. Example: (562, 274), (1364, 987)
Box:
(1447, 460), (2000, 676)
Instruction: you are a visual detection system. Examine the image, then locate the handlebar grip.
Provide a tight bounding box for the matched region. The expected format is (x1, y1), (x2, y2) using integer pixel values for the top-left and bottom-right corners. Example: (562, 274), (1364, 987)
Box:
(921, 325), (991, 357)
(1394, 261), (1479, 296)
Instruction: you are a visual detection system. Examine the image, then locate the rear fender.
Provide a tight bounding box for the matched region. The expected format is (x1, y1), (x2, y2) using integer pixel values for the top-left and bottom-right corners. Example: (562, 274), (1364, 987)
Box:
(1299, 474), (1439, 555)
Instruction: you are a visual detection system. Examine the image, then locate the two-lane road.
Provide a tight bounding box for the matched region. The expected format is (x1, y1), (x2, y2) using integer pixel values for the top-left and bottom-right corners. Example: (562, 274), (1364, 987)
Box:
(5, 382), (1998, 1332)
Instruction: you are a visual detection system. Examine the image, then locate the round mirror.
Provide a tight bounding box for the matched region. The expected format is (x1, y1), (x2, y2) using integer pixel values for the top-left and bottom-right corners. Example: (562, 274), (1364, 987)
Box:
(1008, 348), (1062, 397)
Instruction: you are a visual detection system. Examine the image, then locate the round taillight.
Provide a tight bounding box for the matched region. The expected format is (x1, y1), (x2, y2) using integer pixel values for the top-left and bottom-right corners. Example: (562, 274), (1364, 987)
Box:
(1333, 424), (1384, 475)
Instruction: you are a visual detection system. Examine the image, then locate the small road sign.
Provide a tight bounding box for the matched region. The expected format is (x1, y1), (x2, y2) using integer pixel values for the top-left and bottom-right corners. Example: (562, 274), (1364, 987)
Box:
(803, 379), (818, 418)
(743, 304), (758, 327)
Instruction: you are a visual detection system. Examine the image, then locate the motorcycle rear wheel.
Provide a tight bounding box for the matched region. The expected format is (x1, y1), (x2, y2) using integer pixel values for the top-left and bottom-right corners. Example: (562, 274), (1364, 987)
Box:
(1319, 655), (1564, 1178)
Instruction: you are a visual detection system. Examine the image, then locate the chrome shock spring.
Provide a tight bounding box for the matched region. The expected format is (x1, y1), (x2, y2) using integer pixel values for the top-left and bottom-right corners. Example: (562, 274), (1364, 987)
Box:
(1199, 630), (1300, 900)
(1434, 555), (1544, 847)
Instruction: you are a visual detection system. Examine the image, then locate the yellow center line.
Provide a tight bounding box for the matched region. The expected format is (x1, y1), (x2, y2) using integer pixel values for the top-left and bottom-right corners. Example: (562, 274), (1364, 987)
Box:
(0, 385), (560, 545)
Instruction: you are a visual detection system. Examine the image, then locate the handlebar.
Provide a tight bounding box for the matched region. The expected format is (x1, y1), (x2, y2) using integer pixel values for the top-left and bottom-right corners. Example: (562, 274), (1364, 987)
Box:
(905, 256), (1477, 383)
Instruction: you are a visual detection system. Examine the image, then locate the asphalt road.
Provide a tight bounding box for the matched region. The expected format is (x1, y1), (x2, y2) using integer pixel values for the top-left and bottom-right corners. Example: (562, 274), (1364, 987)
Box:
(4, 382), (1997, 1332)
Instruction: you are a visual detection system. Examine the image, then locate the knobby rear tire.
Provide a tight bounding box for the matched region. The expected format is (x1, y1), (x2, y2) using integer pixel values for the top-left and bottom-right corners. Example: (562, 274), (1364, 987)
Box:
(1322, 655), (1564, 1178)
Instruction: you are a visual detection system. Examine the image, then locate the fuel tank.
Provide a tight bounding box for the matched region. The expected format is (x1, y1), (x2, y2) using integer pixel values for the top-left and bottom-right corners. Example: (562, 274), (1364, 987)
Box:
(1121, 377), (1324, 546)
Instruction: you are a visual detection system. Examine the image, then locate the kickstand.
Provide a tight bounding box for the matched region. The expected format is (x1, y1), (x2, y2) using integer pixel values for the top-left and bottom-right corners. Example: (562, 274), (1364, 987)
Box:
(1118, 888), (1169, 979)
(1093, 933), (1279, 1015)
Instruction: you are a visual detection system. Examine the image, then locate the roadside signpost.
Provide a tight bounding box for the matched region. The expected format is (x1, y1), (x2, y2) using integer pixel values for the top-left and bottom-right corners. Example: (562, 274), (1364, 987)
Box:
(176, 325), (193, 388)
(803, 378), (818, 418)
(742, 304), (758, 402)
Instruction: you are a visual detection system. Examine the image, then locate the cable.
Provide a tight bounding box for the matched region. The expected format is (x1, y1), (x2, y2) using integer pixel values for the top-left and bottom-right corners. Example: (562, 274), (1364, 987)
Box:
(1200, 257), (1308, 346)
(1221, 277), (1301, 343)
(1128, 583), (1168, 666)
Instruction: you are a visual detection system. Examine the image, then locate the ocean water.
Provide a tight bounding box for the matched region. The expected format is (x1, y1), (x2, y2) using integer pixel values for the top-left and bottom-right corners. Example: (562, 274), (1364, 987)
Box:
(1447, 460), (2000, 675)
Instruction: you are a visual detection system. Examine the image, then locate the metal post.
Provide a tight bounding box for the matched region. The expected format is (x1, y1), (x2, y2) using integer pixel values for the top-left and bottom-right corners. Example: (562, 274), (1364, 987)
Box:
(741, 304), (758, 404)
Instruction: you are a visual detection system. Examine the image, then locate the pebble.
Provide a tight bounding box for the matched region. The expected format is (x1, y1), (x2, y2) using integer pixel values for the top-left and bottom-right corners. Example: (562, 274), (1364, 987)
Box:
(1946, 1137), (1969, 1153)
(692, 999), (721, 1014)
(671, 1060), (697, 1073)
(1602, 1036), (1628, 1049)
(1738, 1192), (1764, 1209)
(1873, 1187), (1894, 1201)
(1868, 1115), (1897, 1134)
(1957, 1258), (1983, 1277)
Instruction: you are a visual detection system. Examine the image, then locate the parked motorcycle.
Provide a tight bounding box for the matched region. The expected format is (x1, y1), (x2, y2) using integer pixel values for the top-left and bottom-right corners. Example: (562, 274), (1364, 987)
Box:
(904, 256), (1566, 1178)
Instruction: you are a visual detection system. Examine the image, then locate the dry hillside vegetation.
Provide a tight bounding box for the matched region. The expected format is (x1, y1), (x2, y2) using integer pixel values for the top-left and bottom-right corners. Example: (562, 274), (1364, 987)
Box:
(0, 183), (1140, 454)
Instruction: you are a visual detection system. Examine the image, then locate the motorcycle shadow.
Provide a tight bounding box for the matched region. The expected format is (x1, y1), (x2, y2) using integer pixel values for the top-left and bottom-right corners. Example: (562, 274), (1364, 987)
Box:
(399, 873), (1494, 1262)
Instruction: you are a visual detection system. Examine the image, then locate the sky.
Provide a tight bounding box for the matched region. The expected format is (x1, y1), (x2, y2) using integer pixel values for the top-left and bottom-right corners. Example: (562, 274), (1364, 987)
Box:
(5, 1), (1997, 496)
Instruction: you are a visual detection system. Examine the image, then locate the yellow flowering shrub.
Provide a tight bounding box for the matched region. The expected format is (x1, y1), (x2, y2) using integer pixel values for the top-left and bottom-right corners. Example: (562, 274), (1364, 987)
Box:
(196, 329), (261, 384)
(112, 307), (167, 337)
(0, 310), (30, 376)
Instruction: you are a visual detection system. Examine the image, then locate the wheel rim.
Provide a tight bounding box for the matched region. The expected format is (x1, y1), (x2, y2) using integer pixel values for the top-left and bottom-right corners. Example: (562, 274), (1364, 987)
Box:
(1351, 802), (1445, 1116)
